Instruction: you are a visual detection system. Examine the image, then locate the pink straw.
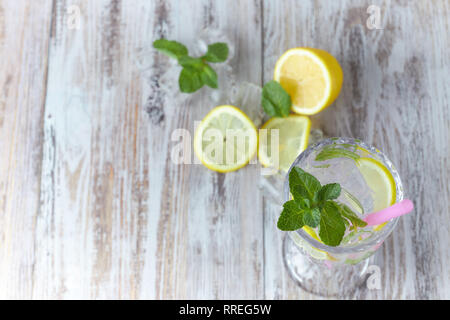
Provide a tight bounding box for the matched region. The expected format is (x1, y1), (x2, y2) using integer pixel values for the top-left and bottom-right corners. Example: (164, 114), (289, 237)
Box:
(363, 199), (414, 226)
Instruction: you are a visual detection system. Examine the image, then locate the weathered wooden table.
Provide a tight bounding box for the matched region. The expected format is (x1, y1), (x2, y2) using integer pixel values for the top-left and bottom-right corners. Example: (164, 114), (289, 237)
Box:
(0, 0), (449, 299)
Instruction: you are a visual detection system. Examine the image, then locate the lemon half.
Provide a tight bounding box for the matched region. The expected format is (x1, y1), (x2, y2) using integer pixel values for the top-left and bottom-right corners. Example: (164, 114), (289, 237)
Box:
(274, 48), (343, 115)
(194, 105), (258, 173)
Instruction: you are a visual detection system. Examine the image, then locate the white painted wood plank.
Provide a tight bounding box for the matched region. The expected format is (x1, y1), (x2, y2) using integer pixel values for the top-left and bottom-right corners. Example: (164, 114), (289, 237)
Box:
(0, 0), (53, 299)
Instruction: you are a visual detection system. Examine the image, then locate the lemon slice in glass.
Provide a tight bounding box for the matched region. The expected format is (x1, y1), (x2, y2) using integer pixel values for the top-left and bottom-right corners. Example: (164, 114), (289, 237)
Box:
(258, 115), (310, 172)
(274, 48), (343, 115)
(294, 227), (337, 261)
(356, 157), (396, 230)
(194, 105), (258, 173)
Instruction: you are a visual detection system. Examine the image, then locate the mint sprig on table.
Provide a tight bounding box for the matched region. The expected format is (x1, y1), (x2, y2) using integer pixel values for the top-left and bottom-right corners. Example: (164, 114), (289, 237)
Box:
(277, 167), (367, 246)
(153, 39), (229, 93)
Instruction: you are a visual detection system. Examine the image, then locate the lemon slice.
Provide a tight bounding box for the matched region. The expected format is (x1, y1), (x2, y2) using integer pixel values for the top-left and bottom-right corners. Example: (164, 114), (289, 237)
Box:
(258, 115), (311, 172)
(357, 157), (396, 214)
(274, 48), (343, 115)
(194, 105), (258, 173)
(290, 232), (328, 260)
(293, 227), (337, 261)
(303, 225), (321, 242)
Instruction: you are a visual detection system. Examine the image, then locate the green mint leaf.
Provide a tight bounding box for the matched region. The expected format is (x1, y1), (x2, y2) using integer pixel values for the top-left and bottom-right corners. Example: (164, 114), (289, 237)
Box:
(289, 167), (321, 203)
(178, 57), (217, 89)
(203, 42), (229, 62)
(312, 164), (331, 169)
(179, 57), (218, 89)
(303, 207), (321, 228)
(296, 198), (310, 209)
(179, 67), (204, 93)
(341, 229), (372, 244)
(338, 203), (367, 230)
(277, 200), (305, 231)
(341, 229), (357, 244)
(153, 39), (188, 59)
(342, 217), (350, 228)
(342, 188), (364, 214)
(318, 183), (341, 201)
(315, 146), (360, 162)
(200, 64), (218, 88)
(261, 80), (291, 117)
(340, 143), (357, 151)
(178, 56), (204, 69)
(319, 201), (346, 246)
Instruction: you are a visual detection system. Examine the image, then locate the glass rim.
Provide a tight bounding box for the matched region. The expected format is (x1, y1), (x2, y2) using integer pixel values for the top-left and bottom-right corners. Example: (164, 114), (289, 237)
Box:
(284, 137), (404, 255)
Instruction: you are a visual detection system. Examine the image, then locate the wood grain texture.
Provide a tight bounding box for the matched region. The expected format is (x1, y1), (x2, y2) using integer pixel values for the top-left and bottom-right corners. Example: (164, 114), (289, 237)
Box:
(0, 0), (53, 299)
(262, 0), (450, 299)
(0, 0), (449, 299)
(34, 0), (263, 299)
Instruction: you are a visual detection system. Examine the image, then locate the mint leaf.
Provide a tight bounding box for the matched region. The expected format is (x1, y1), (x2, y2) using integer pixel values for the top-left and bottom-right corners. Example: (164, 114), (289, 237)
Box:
(203, 42), (229, 63)
(319, 201), (346, 246)
(153, 39), (188, 59)
(303, 207), (321, 228)
(313, 164), (331, 169)
(338, 203), (367, 230)
(342, 217), (350, 228)
(261, 81), (291, 117)
(178, 57), (217, 89)
(315, 146), (360, 162)
(342, 188), (364, 214)
(200, 64), (218, 88)
(179, 68), (204, 93)
(318, 183), (341, 201)
(277, 200), (305, 231)
(340, 143), (357, 151)
(341, 229), (372, 245)
(178, 56), (204, 69)
(289, 167), (321, 203)
(296, 198), (310, 210)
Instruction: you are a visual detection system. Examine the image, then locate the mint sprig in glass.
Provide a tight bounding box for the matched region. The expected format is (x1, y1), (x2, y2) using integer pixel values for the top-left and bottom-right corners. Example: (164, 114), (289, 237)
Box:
(278, 167), (366, 246)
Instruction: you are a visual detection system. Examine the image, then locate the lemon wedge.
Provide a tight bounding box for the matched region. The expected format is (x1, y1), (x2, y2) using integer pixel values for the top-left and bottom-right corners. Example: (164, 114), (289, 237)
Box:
(274, 48), (343, 115)
(258, 115), (310, 172)
(194, 105), (258, 173)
